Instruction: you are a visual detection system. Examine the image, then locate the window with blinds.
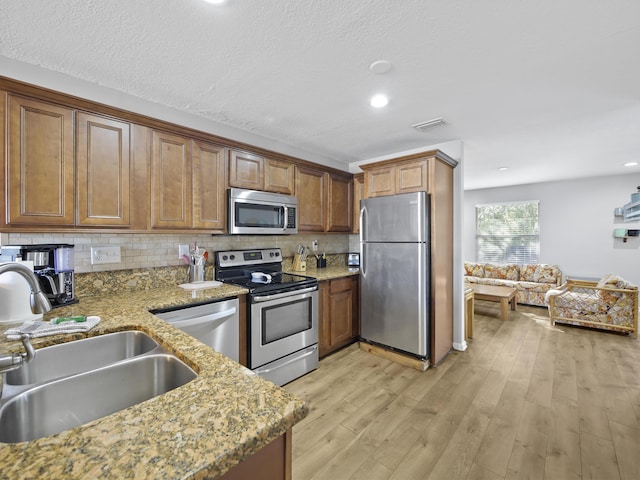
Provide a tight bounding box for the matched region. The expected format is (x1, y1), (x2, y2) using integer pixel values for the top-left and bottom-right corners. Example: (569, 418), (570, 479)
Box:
(475, 201), (539, 264)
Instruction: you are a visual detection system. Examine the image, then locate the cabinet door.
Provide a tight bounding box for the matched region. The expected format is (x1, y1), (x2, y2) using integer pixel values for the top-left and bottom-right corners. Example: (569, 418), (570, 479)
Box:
(264, 158), (294, 194)
(192, 140), (226, 231)
(7, 95), (75, 225)
(352, 173), (364, 234)
(326, 173), (353, 232)
(151, 131), (192, 228)
(396, 159), (428, 194)
(295, 165), (326, 232)
(364, 165), (395, 198)
(229, 150), (264, 190)
(76, 112), (131, 226)
(329, 277), (356, 348)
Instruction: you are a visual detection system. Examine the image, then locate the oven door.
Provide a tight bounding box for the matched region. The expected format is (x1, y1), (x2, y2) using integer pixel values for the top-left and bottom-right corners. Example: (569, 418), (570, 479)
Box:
(249, 287), (318, 368)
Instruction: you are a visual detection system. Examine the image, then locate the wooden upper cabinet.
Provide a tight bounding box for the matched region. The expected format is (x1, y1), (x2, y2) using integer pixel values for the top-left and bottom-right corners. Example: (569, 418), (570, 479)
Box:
(229, 149), (294, 195)
(364, 165), (395, 198)
(76, 112), (131, 227)
(192, 140), (226, 231)
(362, 157), (430, 198)
(326, 172), (352, 232)
(295, 165), (326, 232)
(229, 150), (264, 191)
(264, 158), (294, 195)
(352, 173), (364, 234)
(296, 166), (353, 233)
(7, 95), (75, 225)
(396, 159), (428, 194)
(151, 130), (192, 229)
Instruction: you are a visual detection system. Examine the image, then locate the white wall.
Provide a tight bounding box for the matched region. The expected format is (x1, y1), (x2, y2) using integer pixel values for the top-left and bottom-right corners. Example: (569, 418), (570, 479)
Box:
(463, 173), (640, 286)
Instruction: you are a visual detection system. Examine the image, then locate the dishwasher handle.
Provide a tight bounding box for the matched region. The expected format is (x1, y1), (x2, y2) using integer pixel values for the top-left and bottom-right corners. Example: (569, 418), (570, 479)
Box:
(167, 307), (237, 329)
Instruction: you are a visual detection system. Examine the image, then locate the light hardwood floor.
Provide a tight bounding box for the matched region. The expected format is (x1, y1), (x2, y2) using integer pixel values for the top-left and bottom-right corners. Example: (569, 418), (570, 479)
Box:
(284, 301), (640, 480)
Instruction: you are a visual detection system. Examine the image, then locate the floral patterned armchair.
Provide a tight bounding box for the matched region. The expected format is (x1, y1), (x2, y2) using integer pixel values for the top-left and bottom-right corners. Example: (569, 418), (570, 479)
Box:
(545, 275), (638, 338)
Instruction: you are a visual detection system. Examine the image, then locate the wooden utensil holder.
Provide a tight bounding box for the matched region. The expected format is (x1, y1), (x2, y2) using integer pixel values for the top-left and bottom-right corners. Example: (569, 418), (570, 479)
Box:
(292, 253), (306, 272)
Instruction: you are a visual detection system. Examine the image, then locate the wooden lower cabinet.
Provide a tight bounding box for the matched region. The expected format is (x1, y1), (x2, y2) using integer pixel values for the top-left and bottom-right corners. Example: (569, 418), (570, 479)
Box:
(219, 429), (291, 480)
(318, 276), (359, 358)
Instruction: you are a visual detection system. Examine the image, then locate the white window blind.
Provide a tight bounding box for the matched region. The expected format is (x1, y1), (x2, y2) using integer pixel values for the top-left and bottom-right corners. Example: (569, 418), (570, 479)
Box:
(476, 201), (539, 264)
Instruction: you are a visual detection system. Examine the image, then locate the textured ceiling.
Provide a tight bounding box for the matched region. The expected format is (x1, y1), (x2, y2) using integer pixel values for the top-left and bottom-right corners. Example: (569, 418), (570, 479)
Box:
(1, 0), (639, 189)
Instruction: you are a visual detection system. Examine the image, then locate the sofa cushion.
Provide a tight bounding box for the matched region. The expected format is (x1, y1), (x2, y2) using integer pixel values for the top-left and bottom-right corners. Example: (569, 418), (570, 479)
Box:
(464, 262), (484, 277)
(596, 274), (636, 303)
(484, 263), (519, 280)
(520, 264), (560, 284)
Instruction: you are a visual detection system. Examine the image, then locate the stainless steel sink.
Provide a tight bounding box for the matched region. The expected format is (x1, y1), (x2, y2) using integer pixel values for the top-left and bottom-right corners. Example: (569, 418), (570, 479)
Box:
(0, 354), (196, 443)
(5, 331), (159, 386)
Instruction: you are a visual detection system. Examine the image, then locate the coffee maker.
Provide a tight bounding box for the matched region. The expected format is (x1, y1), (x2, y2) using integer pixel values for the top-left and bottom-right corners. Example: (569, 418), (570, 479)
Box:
(0, 244), (77, 308)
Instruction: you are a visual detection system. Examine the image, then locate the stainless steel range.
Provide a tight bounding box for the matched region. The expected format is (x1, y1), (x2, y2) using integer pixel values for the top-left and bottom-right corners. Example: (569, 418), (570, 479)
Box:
(215, 248), (318, 386)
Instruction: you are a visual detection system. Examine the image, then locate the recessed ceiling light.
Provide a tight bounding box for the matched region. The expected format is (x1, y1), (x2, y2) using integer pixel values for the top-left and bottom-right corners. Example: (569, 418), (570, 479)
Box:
(624, 161), (638, 167)
(202, 0), (225, 4)
(498, 167), (509, 171)
(370, 94), (389, 108)
(369, 60), (392, 74)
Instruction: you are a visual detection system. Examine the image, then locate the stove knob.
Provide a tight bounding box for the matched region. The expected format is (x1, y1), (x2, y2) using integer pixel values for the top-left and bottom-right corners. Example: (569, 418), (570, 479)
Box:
(222, 255), (228, 261)
(270, 252), (275, 257)
(275, 251), (280, 257)
(230, 254), (235, 260)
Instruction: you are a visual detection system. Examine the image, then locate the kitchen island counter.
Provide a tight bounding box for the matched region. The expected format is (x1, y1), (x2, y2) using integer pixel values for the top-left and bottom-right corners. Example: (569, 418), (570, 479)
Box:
(0, 283), (308, 480)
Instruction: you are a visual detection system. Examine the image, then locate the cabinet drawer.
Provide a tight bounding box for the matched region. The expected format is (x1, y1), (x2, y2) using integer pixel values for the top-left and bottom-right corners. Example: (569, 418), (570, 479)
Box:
(330, 276), (354, 294)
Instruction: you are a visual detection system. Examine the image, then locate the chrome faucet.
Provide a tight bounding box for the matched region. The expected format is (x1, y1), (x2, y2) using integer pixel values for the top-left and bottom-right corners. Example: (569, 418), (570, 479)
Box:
(0, 262), (52, 375)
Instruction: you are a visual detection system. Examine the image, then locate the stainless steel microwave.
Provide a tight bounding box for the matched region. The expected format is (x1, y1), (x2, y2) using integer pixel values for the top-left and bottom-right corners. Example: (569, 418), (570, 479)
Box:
(228, 188), (298, 234)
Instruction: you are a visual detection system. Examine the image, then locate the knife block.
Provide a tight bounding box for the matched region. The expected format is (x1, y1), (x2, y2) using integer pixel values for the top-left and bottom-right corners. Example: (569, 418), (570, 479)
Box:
(292, 253), (306, 272)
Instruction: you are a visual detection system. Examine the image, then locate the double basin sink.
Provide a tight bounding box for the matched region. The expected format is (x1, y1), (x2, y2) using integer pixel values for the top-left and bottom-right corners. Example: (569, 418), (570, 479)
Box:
(0, 331), (197, 444)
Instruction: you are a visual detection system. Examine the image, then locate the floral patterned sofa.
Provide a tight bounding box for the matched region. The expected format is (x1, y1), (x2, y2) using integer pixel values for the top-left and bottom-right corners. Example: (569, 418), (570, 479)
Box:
(545, 275), (638, 338)
(464, 262), (563, 306)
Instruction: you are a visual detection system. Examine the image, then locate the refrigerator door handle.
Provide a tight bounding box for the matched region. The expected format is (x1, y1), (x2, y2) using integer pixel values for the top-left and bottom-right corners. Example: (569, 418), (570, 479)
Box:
(359, 206), (366, 276)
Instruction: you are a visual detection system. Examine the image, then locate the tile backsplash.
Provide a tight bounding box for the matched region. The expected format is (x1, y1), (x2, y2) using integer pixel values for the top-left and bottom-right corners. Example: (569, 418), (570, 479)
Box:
(1, 232), (354, 273)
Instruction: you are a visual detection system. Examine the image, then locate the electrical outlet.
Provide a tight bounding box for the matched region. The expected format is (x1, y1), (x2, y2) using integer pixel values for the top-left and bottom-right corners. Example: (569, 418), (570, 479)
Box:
(178, 244), (190, 259)
(90, 246), (121, 265)
(312, 240), (318, 251)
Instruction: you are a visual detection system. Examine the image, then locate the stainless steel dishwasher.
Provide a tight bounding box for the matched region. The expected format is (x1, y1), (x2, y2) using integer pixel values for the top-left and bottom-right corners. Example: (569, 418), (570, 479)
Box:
(152, 298), (239, 362)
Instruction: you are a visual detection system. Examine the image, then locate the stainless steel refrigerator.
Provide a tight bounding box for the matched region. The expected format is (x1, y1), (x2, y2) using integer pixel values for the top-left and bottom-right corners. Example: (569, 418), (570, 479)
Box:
(360, 191), (430, 358)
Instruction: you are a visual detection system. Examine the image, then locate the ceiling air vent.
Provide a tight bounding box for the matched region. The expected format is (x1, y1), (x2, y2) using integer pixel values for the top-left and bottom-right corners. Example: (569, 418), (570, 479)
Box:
(411, 118), (446, 131)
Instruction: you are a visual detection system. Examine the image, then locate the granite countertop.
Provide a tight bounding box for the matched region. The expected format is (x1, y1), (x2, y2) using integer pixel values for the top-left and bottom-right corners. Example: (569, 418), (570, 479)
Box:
(0, 283), (308, 480)
(289, 265), (360, 282)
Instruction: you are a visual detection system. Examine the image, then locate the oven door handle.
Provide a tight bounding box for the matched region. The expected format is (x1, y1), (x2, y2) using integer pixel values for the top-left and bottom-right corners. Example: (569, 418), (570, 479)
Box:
(252, 286), (317, 302)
